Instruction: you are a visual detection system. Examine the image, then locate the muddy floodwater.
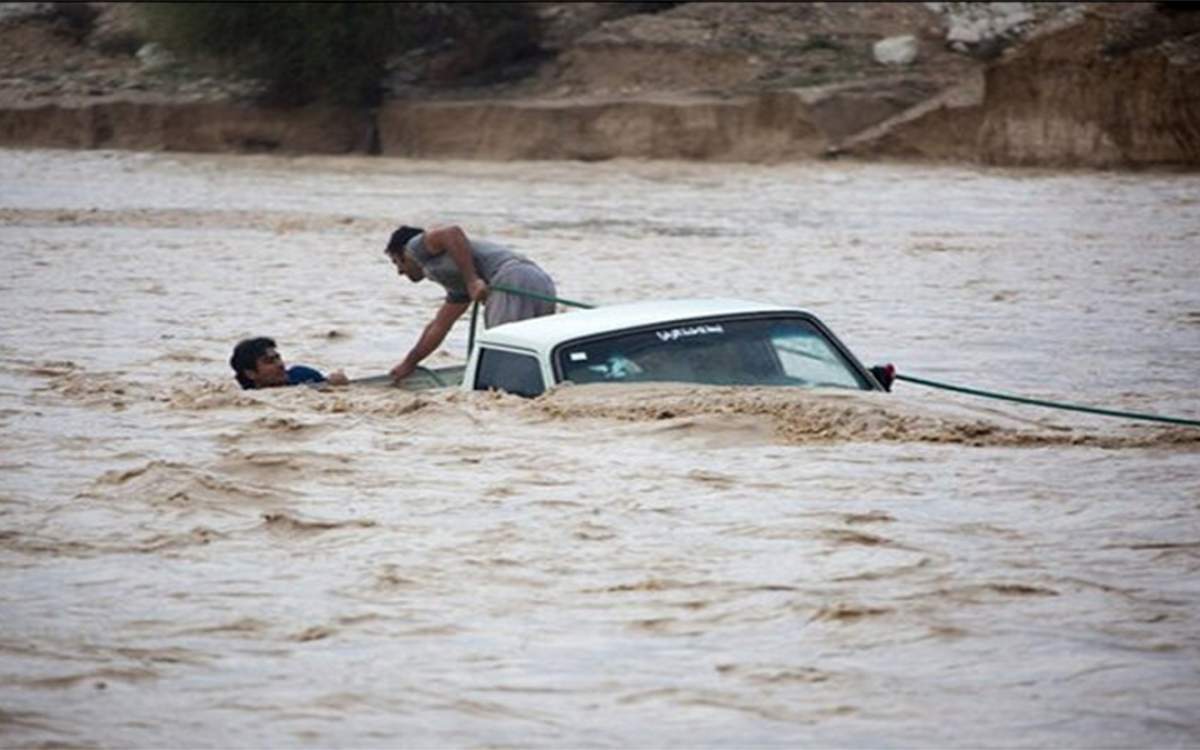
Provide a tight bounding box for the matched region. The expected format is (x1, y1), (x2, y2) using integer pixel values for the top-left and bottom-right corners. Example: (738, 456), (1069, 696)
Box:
(1, 148), (1199, 748)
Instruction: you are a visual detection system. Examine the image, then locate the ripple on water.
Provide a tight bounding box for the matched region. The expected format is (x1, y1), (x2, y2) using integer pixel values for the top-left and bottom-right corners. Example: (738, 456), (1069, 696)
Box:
(3, 151), (1200, 749)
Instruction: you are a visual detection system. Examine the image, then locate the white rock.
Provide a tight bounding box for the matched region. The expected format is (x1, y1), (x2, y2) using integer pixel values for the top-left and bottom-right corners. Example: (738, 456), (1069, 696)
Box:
(947, 17), (985, 45)
(936, 2), (1044, 48)
(0, 2), (53, 23)
(136, 43), (176, 71)
(873, 35), (919, 66)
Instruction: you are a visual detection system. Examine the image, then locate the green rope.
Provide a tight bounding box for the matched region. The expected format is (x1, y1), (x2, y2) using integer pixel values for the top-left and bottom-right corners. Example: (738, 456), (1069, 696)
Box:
(491, 283), (594, 309)
(419, 365), (446, 387)
(895, 373), (1200, 429)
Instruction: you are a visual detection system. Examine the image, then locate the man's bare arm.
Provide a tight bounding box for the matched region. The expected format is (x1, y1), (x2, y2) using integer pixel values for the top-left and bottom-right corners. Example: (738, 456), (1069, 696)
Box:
(423, 225), (488, 302)
(390, 300), (469, 382)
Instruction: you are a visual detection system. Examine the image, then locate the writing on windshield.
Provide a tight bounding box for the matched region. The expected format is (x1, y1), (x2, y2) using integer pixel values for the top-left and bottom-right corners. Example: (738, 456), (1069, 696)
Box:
(655, 324), (725, 342)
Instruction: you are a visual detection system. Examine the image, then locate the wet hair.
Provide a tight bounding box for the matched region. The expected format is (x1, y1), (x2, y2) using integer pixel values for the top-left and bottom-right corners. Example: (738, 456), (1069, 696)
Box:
(230, 336), (277, 390)
(385, 225), (424, 258)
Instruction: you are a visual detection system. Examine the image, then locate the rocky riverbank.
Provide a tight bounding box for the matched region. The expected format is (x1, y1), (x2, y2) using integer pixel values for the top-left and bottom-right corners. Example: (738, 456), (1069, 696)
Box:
(1, 2), (1197, 168)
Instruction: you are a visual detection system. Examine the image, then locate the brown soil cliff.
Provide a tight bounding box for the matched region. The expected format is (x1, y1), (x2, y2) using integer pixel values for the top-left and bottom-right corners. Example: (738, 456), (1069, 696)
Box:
(978, 3), (1200, 167)
(0, 2), (1197, 168)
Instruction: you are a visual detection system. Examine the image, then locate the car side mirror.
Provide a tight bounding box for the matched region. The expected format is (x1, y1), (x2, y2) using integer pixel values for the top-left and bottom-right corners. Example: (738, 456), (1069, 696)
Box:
(869, 363), (895, 392)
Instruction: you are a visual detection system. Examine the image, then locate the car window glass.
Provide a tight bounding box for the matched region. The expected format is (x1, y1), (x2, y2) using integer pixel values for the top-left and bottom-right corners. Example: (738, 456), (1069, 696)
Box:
(474, 348), (545, 397)
(557, 316), (867, 389)
(769, 325), (862, 388)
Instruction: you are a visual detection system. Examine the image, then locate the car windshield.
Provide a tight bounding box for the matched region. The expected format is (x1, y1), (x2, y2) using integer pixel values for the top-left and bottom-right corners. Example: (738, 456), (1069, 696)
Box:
(555, 315), (871, 390)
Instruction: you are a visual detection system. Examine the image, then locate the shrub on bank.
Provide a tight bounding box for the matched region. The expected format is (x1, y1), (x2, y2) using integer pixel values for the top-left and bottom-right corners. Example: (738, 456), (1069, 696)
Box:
(137, 2), (542, 107)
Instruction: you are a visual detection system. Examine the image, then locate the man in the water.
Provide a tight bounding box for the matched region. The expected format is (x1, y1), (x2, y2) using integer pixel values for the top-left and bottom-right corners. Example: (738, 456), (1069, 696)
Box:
(229, 337), (349, 390)
(384, 224), (557, 383)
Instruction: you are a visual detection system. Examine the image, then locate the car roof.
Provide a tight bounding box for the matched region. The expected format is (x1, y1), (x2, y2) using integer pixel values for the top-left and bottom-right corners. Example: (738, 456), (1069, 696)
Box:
(476, 298), (810, 351)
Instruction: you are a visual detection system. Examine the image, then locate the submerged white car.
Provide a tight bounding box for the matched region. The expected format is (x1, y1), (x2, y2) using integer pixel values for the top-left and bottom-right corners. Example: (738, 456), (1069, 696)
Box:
(401, 299), (893, 396)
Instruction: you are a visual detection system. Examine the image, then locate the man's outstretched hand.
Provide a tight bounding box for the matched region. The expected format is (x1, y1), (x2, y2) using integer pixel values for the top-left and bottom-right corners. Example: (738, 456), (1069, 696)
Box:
(389, 361), (415, 384)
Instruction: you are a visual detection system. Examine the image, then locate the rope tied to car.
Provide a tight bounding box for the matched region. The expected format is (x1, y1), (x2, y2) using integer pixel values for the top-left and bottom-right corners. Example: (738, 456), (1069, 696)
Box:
(491, 283), (594, 310)
(476, 285), (1200, 429)
(892, 373), (1200, 428)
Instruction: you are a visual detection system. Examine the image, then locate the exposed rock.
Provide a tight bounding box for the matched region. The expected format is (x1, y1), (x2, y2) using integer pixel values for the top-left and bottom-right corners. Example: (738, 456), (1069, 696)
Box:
(874, 35), (920, 65)
(517, 2), (967, 97)
(926, 1), (1045, 58)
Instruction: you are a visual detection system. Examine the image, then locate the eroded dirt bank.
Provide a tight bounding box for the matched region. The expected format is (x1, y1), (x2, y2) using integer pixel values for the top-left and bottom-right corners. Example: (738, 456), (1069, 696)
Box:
(976, 5), (1200, 167)
(0, 2), (1197, 167)
(0, 97), (372, 153)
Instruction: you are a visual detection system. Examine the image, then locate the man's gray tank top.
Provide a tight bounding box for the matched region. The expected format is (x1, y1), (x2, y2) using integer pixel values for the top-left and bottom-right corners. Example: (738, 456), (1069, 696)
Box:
(406, 233), (534, 304)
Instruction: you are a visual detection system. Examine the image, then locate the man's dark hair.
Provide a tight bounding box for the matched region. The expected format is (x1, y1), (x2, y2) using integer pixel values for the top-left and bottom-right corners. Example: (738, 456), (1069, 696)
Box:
(230, 336), (277, 390)
(386, 225), (424, 257)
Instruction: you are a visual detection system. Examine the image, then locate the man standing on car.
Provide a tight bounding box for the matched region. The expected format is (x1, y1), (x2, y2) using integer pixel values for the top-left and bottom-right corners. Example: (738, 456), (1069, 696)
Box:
(383, 224), (557, 383)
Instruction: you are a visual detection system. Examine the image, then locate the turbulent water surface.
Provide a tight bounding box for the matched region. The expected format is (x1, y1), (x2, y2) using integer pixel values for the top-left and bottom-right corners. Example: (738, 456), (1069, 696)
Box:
(1, 149), (1199, 748)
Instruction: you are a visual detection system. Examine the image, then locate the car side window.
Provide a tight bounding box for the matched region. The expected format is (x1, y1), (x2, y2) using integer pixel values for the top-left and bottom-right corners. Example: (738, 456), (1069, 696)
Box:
(474, 348), (545, 397)
(770, 328), (864, 389)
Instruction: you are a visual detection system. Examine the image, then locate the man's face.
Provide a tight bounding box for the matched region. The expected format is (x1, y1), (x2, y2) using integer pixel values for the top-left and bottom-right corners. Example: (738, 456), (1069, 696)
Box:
(391, 251), (424, 282)
(246, 347), (288, 388)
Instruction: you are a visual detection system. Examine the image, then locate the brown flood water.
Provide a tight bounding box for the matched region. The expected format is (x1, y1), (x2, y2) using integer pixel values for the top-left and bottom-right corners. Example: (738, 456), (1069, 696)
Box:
(1, 148), (1199, 748)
